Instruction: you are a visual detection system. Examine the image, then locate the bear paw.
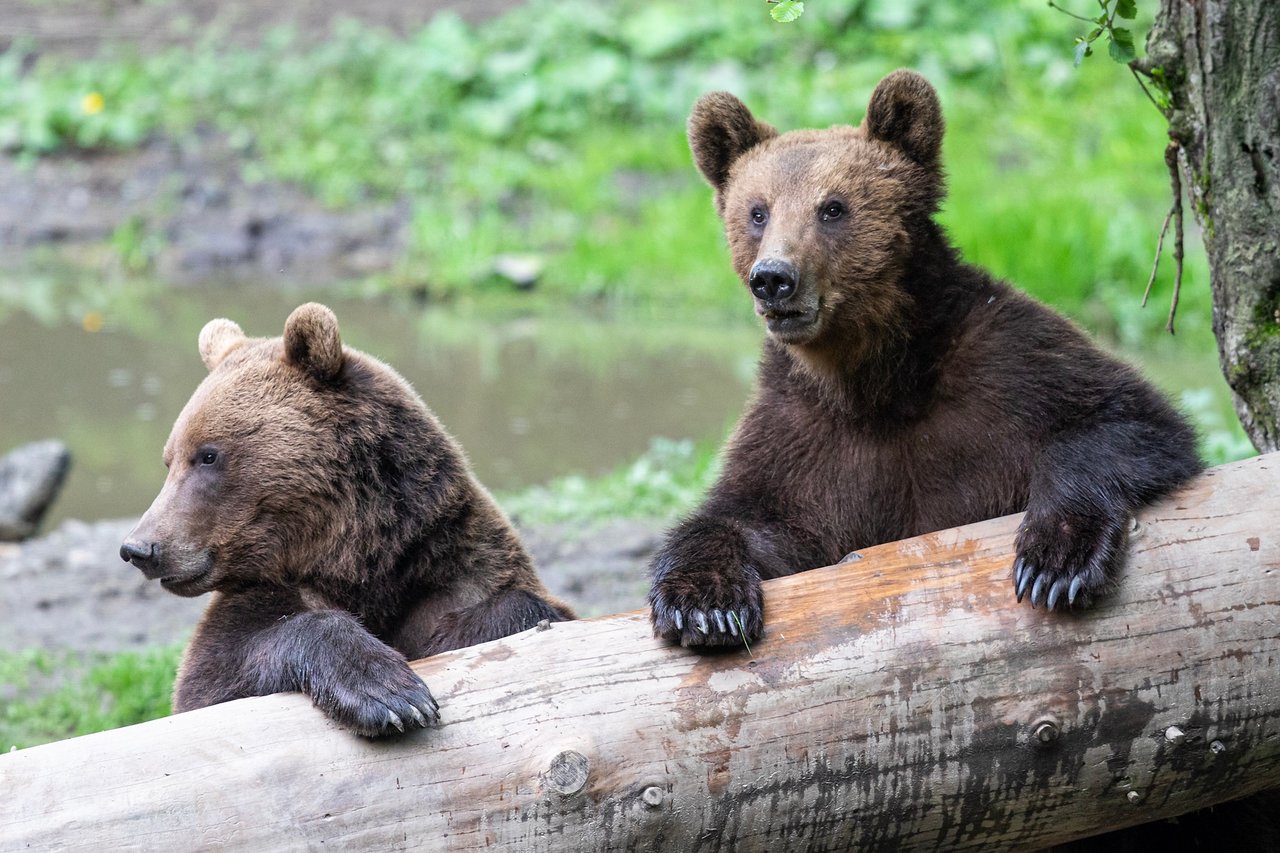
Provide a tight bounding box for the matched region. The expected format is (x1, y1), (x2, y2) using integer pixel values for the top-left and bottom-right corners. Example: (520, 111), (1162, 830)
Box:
(311, 653), (441, 738)
(1012, 508), (1130, 611)
(649, 555), (764, 649)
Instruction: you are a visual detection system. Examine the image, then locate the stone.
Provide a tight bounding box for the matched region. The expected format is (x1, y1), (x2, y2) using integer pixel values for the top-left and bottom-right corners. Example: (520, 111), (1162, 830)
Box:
(0, 440), (71, 542)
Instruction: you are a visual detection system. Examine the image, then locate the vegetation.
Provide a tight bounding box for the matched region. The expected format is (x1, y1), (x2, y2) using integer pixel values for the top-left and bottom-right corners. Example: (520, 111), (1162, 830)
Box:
(0, 0), (1209, 324)
(0, 646), (179, 751)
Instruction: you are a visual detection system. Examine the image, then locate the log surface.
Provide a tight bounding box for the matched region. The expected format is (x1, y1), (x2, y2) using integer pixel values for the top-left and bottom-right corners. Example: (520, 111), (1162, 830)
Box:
(1, 455), (1278, 852)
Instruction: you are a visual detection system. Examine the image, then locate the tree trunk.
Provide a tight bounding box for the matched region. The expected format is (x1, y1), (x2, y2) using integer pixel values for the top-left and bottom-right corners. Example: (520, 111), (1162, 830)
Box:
(0, 454), (1278, 851)
(1142, 0), (1280, 452)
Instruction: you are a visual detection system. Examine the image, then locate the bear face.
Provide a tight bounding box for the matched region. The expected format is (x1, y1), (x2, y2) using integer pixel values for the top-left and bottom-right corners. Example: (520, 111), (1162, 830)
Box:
(124, 305), (381, 597)
(648, 70), (1201, 648)
(122, 303), (572, 736)
(690, 71), (943, 359)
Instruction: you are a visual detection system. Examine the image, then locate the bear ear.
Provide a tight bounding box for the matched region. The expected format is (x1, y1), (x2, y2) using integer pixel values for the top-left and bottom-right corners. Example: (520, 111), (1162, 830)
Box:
(283, 302), (344, 382)
(198, 319), (247, 372)
(688, 91), (778, 206)
(862, 69), (944, 167)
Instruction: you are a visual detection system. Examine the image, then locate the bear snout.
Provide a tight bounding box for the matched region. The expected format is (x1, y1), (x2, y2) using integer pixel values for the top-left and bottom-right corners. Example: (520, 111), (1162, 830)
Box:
(120, 538), (161, 575)
(749, 258), (799, 304)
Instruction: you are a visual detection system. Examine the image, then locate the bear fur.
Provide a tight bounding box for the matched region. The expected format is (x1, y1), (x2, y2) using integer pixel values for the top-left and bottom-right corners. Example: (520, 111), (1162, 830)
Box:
(649, 69), (1202, 647)
(121, 302), (573, 736)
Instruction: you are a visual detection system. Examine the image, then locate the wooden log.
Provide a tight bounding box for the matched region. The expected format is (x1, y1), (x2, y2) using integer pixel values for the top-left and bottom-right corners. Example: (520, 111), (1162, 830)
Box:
(1, 454), (1278, 851)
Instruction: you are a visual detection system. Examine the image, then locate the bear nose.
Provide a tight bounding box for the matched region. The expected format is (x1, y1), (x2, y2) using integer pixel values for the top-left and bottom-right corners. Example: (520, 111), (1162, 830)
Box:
(120, 538), (157, 567)
(749, 259), (798, 302)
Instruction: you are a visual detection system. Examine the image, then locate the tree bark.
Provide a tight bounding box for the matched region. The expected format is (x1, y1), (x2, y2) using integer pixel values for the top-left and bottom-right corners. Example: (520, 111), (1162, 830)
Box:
(1142, 0), (1280, 452)
(0, 454), (1277, 851)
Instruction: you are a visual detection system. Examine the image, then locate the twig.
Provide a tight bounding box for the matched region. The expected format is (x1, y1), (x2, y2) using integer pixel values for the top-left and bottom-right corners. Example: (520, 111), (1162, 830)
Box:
(1047, 0), (1097, 25)
(1128, 64), (1164, 113)
(1142, 205), (1174, 306)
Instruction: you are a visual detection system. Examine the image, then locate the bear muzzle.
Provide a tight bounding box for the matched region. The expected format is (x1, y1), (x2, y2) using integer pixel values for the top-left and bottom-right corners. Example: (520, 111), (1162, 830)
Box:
(749, 258), (821, 343)
(120, 538), (162, 576)
(120, 535), (215, 595)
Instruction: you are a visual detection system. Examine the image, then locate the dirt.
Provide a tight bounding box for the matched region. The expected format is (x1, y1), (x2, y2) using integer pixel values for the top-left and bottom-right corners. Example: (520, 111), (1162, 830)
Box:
(0, 515), (660, 654)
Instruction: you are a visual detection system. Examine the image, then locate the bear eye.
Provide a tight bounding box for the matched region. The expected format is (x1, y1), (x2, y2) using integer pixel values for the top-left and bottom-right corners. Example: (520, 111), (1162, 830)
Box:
(750, 206), (768, 227)
(197, 449), (219, 466)
(820, 200), (846, 222)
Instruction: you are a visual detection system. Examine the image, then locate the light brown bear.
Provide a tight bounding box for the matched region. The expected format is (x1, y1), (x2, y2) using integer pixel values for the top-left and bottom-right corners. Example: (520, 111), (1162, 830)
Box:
(649, 70), (1201, 647)
(121, 303), (573, 736)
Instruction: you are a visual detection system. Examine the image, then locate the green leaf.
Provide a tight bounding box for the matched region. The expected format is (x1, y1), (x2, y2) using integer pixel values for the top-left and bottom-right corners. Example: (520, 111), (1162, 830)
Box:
(1108, 27), (1136, 62)
(1115, 0), (1138, 20)
(769, 0), (805, 23)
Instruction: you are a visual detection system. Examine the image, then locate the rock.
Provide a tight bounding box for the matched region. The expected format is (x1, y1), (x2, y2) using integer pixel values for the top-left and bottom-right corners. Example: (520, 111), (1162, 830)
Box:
(0, 440), (71, 542)
(492, 254), (544, 290)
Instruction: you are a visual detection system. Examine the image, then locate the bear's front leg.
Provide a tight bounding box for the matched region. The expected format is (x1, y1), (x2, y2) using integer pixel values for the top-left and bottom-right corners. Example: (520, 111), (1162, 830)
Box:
(648, 516), (769, 648)
(1012, 424), (1200, 611)
(176, 591), (439, 737)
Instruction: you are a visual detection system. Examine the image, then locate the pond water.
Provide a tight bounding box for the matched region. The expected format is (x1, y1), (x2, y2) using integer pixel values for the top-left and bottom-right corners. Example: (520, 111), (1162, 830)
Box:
(0, 286), (761, 526)
(0, 284), (1248, 529)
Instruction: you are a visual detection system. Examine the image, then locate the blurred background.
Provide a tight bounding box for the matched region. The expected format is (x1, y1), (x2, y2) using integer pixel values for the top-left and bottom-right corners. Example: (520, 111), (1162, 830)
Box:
(0, 0), (1255, 746)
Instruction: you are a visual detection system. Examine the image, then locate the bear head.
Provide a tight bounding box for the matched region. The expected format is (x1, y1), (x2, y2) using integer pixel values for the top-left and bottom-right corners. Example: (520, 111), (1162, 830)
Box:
(688, 69), (944, 361)
(120, 303), (384, 597)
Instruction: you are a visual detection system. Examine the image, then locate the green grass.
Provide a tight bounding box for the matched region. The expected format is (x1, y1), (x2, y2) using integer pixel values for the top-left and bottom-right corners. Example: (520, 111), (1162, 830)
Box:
(500, 436), (721, 526)
(0, 645), (180, 751)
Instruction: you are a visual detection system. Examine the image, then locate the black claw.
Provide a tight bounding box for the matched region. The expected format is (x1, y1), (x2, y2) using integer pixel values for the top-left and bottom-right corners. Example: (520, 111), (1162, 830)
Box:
(673, 610), (683, 631)
(712, 609), (727, 634)
(727, 612), (740, 637)
(693, 610), (709, 635)
(1068, 576), (1083, 606)
(1013, 557), (1027, 591)
(739, 610), (749, 636)
(1047, 579), (1064, 611)
(1016, 566), (1034, 603)
(1030, 574), (1047, 608)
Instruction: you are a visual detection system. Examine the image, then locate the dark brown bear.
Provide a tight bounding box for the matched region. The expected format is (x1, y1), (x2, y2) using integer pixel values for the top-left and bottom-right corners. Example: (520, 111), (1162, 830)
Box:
(649, 69), (1202, 647)
(121, 303), (573, 736)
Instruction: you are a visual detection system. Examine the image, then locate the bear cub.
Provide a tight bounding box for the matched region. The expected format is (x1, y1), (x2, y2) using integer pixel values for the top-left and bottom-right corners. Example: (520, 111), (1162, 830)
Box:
(121, 303), (573, 735)
(649, 70), (1202, 647)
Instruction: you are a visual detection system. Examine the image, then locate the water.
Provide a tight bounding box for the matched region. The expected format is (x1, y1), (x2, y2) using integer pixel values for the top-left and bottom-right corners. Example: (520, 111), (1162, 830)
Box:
(0, 287), (761, 526)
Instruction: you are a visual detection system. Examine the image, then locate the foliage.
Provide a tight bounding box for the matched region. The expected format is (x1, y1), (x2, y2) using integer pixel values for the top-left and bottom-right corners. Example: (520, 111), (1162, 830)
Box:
(0, 645), (180, 750)
(500, 437), (721, 526)
(769, 1), (805, 24)
(0, 0), (1212, 332)
(1047, 0), (1138, 65)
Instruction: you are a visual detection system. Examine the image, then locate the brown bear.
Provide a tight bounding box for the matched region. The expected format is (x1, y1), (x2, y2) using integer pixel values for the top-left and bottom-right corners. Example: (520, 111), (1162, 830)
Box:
(120, 303), (574, 736)
(648, 69), (1202, 647)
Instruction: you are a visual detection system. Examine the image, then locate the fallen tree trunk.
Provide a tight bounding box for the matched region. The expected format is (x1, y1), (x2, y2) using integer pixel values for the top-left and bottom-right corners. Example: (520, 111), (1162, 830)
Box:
(1, 454), (1278, 851)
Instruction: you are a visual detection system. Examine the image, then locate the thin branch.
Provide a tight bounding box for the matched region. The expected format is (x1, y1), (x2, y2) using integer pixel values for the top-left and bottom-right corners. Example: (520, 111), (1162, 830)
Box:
(1142, 205), (1175, 306)
(1128, 64), (1164, 113)
(1047, 0), (1098, 25)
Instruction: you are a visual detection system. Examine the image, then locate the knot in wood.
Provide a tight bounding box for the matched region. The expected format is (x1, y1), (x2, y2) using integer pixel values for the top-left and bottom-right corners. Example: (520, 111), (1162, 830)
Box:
(641, 786), (664, 808)
(1032, 718), (1059, 744)
(1210, 739), (1227, 755)
(543, 750), (590, 796)
(1127, 790), (1142, 804)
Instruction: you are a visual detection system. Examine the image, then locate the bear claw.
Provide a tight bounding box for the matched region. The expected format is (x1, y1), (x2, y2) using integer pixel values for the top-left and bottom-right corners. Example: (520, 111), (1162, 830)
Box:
(1012, 559), (1099, 612)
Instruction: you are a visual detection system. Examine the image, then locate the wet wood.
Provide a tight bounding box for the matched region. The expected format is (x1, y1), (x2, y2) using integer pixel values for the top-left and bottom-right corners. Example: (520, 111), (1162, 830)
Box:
(1, 454), (1278, 851)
